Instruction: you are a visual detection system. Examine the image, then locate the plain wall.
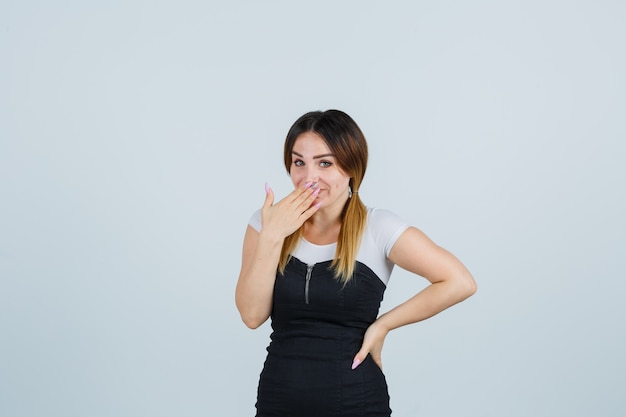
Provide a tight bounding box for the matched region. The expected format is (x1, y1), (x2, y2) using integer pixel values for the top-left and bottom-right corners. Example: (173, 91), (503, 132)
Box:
(1, 1), (625, 416)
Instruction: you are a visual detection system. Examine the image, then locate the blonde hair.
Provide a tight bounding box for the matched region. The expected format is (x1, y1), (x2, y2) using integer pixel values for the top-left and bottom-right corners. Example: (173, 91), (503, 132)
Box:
(278, 110), (368, 284)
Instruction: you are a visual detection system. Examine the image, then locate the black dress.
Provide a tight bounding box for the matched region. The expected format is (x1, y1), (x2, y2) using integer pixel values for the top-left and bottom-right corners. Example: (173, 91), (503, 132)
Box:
(255, 257), (392, 417)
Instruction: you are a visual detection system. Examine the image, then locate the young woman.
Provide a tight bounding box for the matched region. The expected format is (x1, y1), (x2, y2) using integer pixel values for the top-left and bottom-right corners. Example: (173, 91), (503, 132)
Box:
(235, 109), (476, 417)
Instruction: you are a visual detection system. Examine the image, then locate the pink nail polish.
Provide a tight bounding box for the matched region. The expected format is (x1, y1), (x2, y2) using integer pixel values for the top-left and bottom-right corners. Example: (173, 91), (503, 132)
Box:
(265, 182), (270, 193)
(304, 181), (313, 188)
(312, 188), (320, 197)
(351, 358), (361, 370)
(314, 202), (322, 209)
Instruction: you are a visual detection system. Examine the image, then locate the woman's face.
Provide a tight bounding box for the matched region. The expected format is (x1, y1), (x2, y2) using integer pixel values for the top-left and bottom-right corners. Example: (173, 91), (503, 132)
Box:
(290, 132), (351, 211)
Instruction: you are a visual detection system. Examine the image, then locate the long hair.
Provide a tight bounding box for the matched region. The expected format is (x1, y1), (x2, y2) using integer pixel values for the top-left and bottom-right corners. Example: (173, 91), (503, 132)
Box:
(278, 110), (368, 284)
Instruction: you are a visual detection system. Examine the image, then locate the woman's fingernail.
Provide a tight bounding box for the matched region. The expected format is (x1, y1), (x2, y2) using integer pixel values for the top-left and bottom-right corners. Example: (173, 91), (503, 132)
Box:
(304, 181), (313, 188)
(351, 358), (361, 370)
(312, 188), (320, 197)
(311, 182), (319, 189)
(314, 202), (322, 209)
(265, 182), (270, 193)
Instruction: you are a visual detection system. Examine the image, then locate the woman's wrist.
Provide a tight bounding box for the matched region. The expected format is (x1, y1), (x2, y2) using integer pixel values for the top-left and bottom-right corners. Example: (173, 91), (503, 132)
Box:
(372, 316), (393, 334)
(258, 230), (285, 247)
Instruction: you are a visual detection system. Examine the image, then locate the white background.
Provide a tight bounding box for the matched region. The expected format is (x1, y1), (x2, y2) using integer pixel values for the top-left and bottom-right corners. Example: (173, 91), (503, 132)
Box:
(1, 1), (625, 416)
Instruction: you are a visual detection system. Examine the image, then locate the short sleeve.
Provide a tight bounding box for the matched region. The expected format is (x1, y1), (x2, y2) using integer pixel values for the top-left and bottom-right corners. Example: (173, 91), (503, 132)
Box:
(248, 209), (262, 232)
(366, 208), (409, 257)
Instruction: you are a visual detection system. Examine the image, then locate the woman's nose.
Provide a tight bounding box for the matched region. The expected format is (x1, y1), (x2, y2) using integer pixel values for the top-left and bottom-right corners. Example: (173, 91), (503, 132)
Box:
(305, 171), (320, 184)
(302, 164), (315, 177)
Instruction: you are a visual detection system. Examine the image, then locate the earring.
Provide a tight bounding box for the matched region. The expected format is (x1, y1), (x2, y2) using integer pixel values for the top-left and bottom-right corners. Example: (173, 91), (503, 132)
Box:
(348, 186), (353, 198)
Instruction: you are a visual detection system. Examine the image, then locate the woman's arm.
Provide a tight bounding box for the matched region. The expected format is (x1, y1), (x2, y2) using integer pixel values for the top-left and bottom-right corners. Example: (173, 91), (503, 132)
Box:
(382, 226), (477, 326)
(352, 226), (477, 369)
(235, 225), (283, 329)
(235, 183), (321, 329)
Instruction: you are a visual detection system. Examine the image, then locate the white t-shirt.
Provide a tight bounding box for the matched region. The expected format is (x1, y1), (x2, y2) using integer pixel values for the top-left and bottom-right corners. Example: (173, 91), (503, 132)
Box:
(248, 207), (409, 285)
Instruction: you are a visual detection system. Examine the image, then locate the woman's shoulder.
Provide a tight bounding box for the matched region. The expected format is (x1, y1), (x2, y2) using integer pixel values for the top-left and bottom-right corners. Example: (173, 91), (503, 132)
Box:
(364, 206), (410, 256)
(366, 206), (407, 227)
(248, 208), (262, 232)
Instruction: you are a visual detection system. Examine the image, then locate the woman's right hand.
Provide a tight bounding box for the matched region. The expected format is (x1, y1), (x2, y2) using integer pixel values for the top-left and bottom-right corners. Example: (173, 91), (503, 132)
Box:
(260, 182), (321, 240)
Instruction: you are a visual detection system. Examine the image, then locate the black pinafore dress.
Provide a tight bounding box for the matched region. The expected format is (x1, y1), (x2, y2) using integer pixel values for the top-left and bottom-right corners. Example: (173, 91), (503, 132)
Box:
(255, 257), (392, 417)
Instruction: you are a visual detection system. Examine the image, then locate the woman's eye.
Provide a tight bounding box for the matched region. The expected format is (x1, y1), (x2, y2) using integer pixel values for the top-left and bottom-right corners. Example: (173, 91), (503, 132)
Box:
(320, 161), (332, 168)
(294, 160), (304, 167)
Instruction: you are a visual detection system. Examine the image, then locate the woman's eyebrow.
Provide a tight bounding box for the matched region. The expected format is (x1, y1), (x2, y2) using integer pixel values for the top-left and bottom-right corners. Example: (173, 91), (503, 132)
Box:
(292, 151), (335, 159)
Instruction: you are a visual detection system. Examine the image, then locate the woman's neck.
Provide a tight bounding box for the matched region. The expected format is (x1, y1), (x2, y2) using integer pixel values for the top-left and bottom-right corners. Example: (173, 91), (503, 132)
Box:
(303, 205), (344, 245)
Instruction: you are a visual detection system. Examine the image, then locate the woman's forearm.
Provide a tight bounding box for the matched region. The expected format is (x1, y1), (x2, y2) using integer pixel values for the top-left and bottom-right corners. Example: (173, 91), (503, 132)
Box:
(376, 277), (476, 332)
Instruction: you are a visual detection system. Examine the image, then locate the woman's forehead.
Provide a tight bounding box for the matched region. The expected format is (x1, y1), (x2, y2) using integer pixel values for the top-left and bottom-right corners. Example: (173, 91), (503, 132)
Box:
(292, 132), (331, 155)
